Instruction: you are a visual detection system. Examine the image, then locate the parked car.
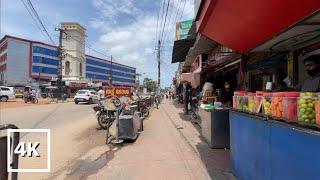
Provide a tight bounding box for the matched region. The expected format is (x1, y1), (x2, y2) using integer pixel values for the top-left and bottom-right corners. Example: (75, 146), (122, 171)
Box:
(14, 90), (24, 98)
(0, 86), (16, 102)
(74, 90), (100, 104)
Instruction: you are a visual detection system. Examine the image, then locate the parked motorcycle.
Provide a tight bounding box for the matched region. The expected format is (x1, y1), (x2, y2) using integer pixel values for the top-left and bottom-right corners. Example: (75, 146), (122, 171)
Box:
(136, 99), (149, 117)
(92, 96), (121, 129)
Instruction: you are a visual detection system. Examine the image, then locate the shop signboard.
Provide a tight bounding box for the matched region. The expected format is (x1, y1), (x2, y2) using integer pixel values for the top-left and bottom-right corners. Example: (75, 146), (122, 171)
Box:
(104, 87), (131, 97)
(190, 55), (202, 73)
(69, 82), (88, 88)
(175, 20), (193, 40)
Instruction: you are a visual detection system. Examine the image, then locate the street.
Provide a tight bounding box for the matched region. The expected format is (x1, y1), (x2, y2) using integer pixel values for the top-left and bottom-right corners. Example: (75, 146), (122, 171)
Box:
(0, 100), (233, 180)
(1, 101), (107, 180)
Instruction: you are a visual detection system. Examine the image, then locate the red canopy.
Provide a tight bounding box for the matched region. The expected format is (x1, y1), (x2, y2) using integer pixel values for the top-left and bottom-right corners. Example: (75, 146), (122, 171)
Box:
(196, 0), (320, 53)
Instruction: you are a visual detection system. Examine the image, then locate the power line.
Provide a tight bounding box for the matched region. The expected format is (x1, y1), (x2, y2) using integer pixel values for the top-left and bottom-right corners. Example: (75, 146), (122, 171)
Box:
(163, 0), (182, 44)
(22, 0), (55, 45)
(157, 0), (167, 42)
(155, 0), (164, 45)
(160, 0), (171, 43)
(20, 0), (47, 39)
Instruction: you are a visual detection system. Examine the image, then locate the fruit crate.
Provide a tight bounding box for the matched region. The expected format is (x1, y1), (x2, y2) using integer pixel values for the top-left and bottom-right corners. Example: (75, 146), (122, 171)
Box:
(298, 92), (317, 124)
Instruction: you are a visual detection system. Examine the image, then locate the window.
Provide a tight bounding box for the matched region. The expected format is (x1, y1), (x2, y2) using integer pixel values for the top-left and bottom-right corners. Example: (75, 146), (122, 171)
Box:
(79, 62), (82, 76)
(65, 61), (70, 75)
(1, 87), (10, 91)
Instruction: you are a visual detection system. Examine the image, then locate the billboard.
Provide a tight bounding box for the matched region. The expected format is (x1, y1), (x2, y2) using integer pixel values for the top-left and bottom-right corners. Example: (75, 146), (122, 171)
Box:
(175, 20), (193, 40)
(104, 87), (131, 97)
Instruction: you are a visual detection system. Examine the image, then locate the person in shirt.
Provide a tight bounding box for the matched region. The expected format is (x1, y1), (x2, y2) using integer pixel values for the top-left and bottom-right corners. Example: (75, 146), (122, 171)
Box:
(297, 55), (320, 92)
(221, 81), (233, 106)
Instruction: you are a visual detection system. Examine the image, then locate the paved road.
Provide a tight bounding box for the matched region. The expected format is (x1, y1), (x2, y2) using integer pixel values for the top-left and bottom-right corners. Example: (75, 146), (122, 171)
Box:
(0, 100), (234, 180)
(0, 102), (108, 180)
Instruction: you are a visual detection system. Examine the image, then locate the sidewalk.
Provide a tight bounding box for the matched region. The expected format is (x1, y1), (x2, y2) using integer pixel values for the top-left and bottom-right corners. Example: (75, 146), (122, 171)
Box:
(88, 99), (235, 180)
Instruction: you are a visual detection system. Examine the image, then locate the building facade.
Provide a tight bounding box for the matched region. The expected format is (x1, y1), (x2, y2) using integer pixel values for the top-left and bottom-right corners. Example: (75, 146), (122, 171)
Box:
(61, 22), (86, 79)
(0, 35), (136, 87)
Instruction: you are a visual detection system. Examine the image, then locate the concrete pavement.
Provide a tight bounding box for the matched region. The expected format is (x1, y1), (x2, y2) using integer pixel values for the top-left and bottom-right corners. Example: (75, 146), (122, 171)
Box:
(87, 99), (234, 180)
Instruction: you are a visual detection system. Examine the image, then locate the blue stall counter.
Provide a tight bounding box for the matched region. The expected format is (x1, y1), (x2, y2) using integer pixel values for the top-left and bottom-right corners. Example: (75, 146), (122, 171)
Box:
(230, 111), (320, 180)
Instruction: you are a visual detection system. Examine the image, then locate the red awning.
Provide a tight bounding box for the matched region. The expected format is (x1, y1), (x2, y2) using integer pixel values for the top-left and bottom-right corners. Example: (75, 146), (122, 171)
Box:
(196, 0), (320, 53)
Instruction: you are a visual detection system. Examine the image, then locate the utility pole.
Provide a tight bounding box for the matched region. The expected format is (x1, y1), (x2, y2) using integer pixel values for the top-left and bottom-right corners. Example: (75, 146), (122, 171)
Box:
(109, 55), (113, 87)
(56, 27), (65, 100)
(157, 40), (161, 88)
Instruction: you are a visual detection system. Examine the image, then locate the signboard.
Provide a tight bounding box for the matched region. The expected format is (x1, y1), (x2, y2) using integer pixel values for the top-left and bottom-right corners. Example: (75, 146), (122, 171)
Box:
(104, 87), (131, 97)
(69, 82), (88, 88)
(190, 55), (202, 73)
(175, 20), (193, 40)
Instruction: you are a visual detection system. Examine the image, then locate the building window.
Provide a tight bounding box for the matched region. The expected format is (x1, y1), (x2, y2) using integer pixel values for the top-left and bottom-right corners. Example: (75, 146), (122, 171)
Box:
(65, 61), (70, 75)
(79, 62), (82, 76)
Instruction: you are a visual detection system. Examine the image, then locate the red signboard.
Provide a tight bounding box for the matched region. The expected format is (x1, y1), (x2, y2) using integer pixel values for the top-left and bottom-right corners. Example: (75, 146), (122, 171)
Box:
(69, 82), (88, 88)
(104, 87), (131, 97)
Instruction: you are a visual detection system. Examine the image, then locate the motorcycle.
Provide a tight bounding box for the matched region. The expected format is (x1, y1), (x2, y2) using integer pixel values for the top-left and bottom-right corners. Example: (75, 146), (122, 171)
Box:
(92, 96), (121, 129)
(24, 92), (38, 103)
(137, 98), (149, 118)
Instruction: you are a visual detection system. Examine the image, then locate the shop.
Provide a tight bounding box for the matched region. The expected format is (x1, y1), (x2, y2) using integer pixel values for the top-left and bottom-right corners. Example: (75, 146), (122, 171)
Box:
(192, 0), (320, 179)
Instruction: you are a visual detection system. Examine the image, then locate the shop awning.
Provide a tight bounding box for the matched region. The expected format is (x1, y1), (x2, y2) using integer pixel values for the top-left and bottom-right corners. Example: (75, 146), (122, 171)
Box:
(171, 38), (195, 63)
(183, 35), (217, 70)
(179, 73), (200, 88)
(196, 0), (320, 53)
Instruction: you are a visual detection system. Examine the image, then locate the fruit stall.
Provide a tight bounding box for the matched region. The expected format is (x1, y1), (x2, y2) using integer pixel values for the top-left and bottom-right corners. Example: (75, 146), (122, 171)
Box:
(230, 91), (320, 180)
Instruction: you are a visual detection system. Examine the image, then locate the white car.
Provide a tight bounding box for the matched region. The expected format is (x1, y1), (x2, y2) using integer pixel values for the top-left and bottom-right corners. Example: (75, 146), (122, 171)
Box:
(0, 86), (16, 102)
(74, 90), (100, 104)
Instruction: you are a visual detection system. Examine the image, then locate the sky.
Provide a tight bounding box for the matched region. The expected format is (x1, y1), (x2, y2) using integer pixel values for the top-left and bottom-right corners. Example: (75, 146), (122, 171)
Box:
(1, 0), (194, 87)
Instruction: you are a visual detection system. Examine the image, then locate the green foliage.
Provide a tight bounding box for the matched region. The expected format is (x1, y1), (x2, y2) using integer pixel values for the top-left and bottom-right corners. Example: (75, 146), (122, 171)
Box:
(142, 77), (158, 92)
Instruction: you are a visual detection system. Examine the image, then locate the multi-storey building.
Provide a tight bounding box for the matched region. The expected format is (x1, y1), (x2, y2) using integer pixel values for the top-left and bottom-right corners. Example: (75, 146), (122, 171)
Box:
(0, 35), (136, 87)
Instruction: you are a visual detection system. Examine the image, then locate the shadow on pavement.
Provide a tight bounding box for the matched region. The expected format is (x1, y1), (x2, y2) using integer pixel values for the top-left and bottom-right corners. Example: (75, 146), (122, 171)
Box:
(195, 141), (235, 180)
(171, 101), (235, 179)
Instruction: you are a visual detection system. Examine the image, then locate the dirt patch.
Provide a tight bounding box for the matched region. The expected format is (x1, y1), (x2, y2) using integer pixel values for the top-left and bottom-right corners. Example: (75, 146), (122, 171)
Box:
(0, 99), (52, 109)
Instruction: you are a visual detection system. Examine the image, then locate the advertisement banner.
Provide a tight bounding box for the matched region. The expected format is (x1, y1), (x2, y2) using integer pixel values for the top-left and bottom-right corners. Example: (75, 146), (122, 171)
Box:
(175, 20), (193, 40)
(104, 87), (131, 97)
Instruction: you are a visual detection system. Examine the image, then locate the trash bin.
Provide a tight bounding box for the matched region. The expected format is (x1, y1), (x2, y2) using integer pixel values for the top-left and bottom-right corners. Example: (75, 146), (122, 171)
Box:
(200, 108), (230, 148)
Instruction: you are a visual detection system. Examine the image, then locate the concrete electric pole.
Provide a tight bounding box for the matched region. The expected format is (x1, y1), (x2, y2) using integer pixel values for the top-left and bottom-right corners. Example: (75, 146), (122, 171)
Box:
(56, 27), (65, 100)
(110, 55), (113, 87)
(157, 40), (161, 87)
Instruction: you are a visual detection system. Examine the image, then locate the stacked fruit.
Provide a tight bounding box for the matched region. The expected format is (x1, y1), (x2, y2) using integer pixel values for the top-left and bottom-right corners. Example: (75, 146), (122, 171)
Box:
(242, 96), (249, 112)
(248, 93), (255, 113)
(271, 92), (284, 118)
(254, 96), (263, 113)
(315, 97), (320, 125)
(298, 92), (316, 124)
(282, 92), (299, 122)
(233, 96), (238, 110)
(262, 93), (272, 116)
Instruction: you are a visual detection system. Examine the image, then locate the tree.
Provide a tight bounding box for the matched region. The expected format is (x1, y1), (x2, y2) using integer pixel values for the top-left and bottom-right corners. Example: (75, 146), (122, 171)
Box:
(143, 77), (158, 92)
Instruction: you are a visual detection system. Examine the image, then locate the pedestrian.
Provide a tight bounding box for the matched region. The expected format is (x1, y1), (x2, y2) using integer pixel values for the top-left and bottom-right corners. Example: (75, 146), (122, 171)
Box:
(295, 55), (320, 92)
(183, 82), (191, 115)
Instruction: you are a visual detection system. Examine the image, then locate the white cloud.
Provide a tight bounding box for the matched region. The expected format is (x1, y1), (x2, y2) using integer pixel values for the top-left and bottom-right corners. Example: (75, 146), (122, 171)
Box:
(89, 0), (194, 87)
